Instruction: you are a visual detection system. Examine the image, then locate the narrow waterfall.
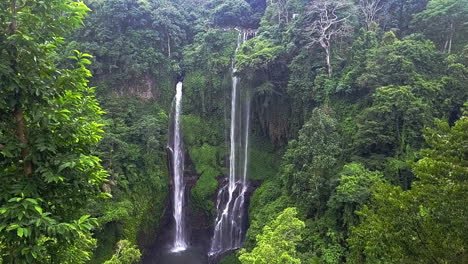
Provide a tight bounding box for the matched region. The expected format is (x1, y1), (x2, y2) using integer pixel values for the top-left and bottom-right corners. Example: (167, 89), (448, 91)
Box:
(209, 31), (251, 256)
(170, 81), (188, 252)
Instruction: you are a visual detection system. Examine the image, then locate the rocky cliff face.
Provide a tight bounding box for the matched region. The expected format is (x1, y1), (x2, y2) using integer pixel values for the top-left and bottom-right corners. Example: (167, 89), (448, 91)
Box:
(114, 73), (158, 100)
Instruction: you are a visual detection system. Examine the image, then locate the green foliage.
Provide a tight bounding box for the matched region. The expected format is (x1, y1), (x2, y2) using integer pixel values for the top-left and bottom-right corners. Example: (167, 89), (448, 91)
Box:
(356, 85), (430, 156)
(438, 50), (468, 117)
(184, 29), (237, 72)
(247, 137), (279, 181)
(103, 240), (141, 264)
(67, 0), (203, 104)
(245, 182), (291, 249)
(328, 163), (384, 228)
(287, 50), (322, 125)
(298, 217), (346, 264)
(182, 29), (237, 117)
(339, 34), (442, 94)
(0, 242), (3, 264)
(54, 230), (97, 264)
(220, 252), (242, 264)
(281, 106), (342, 216)
(2, 0), (466, 263)
(349, 108), (468, 263)
(0, 1), (107, 262)
(182, 115), (224, 214)
(412, 0), (468, 52)
(236, 37), (283, 74)
(182, 115), (224, 148)
(207, 0), (255, 27)
(239, 207), (305, 264)
(190, 144), (223, 214)
(90, 97), (168, 263)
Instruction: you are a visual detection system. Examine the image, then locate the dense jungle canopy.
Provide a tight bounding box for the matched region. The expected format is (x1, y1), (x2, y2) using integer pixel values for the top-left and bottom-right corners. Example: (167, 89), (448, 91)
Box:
(0, 0), (467, 263)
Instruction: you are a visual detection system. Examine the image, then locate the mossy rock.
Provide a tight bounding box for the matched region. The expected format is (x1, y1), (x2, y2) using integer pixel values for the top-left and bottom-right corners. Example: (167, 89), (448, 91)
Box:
(182, 115), (223, 148)
(247, 136), (280, 181)
(189, 144), (224, 214)
(219, 251), (241, 264)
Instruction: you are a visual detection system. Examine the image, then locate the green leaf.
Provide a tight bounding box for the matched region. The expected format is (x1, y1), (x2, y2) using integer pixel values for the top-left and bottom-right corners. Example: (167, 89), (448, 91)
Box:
(78, 215), (90, 224)
(34, 206), (43, 214)
(17, 227), (24, 238)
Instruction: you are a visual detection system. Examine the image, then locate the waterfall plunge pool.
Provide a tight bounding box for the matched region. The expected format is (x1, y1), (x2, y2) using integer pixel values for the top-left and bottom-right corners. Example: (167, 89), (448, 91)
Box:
(147, 247), (208, 264)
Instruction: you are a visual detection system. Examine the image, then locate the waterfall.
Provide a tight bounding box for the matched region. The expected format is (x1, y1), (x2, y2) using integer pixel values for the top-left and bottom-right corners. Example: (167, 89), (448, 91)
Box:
(170, 81), (187, 252)
(209, 31), (251, 256)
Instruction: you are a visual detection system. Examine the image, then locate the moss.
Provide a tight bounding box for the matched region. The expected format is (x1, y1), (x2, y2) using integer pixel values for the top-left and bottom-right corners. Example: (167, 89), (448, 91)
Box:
(247, 136), (280, 181)
(90, 173), (168, 263)
(219, 251), (241, 264)
(89, 98), (169, 262)
(190, 144), (223, 214)
(182, 114), (226, 214)
(192, 167), (219, 195)
(90, 223), (120, 264)
(182, 115), (224, 148)
(125, 180), (168, 243)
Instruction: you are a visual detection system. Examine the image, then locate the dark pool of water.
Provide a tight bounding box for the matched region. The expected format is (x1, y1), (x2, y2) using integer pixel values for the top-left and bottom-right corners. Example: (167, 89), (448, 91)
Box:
(143, 247), (209, 264)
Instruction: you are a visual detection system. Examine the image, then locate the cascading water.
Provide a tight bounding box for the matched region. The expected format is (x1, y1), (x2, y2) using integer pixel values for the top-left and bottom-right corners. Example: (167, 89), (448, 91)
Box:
(209, 31), (251, 257)
(169, 81), (188, 252)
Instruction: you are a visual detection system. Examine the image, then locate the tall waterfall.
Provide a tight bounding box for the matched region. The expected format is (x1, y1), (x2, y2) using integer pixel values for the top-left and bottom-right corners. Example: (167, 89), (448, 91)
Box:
(169, 81), (187, 252)
(209, 31), (251, 256)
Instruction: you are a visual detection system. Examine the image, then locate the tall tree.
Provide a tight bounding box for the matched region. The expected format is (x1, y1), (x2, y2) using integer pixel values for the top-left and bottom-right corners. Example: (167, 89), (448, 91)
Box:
(356, 85), (429, 156)
(239, 208), (305, 264)
(281, 106), (342, 216)
(304, 0), (353, 77)
(349, 106), (468, 263)
(0, 1), (106, 262)
(412, 0), (468, 53)
(358, 0), (383, 30)
(328, 163), (384, 229)
(103, 240), (141, 264)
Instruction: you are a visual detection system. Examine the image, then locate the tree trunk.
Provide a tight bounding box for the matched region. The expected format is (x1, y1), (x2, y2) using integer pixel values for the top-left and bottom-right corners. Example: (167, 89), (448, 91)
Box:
(9, 0), (32, 177)
(325, 46), (332, 77)
(8, 0), (17, 35)
(278, 7), (281, 24)
(443, 38), (449, 53)
(14, 107), (32, 176)
(167, 35), (171, 57)
(448, 22), (453, 54)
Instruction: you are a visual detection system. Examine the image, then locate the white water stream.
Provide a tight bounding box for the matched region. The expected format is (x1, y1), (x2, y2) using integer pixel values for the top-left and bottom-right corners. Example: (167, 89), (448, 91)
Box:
(171, 82), (187, 252)
(209, 31), (251, 256)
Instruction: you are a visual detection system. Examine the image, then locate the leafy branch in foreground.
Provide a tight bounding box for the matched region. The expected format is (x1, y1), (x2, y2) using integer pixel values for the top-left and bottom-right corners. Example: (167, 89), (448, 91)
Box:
(0, 1), (107, 263)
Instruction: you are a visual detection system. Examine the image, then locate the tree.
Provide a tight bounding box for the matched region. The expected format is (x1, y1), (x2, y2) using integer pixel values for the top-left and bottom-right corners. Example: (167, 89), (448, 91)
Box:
(358, 0), (383, 30)
(377, 0), (429, 35)
(337, 32), (443, 95)
(239, 207), (305, 264)
(0, 1), (106, 262)
(103, 240), (141, 264)
(236, 37), (283, 74)
(304, 0), (353, 77)
(69, 0), (197, 98)
(413, 0), (468, 53)
(356, 85), (429, 157)
(271, 0), (290, 24)
(183, 29), (238, 117)
(349, 106), (468, 263)
(328, 163), (384, 229)
(207, 0), (254, 27)
(282, 106), (342, 216)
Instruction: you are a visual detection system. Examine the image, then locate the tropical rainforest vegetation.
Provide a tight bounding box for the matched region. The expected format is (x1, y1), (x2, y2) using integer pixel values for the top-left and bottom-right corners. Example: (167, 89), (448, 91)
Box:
(0, 0), (467, 263)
